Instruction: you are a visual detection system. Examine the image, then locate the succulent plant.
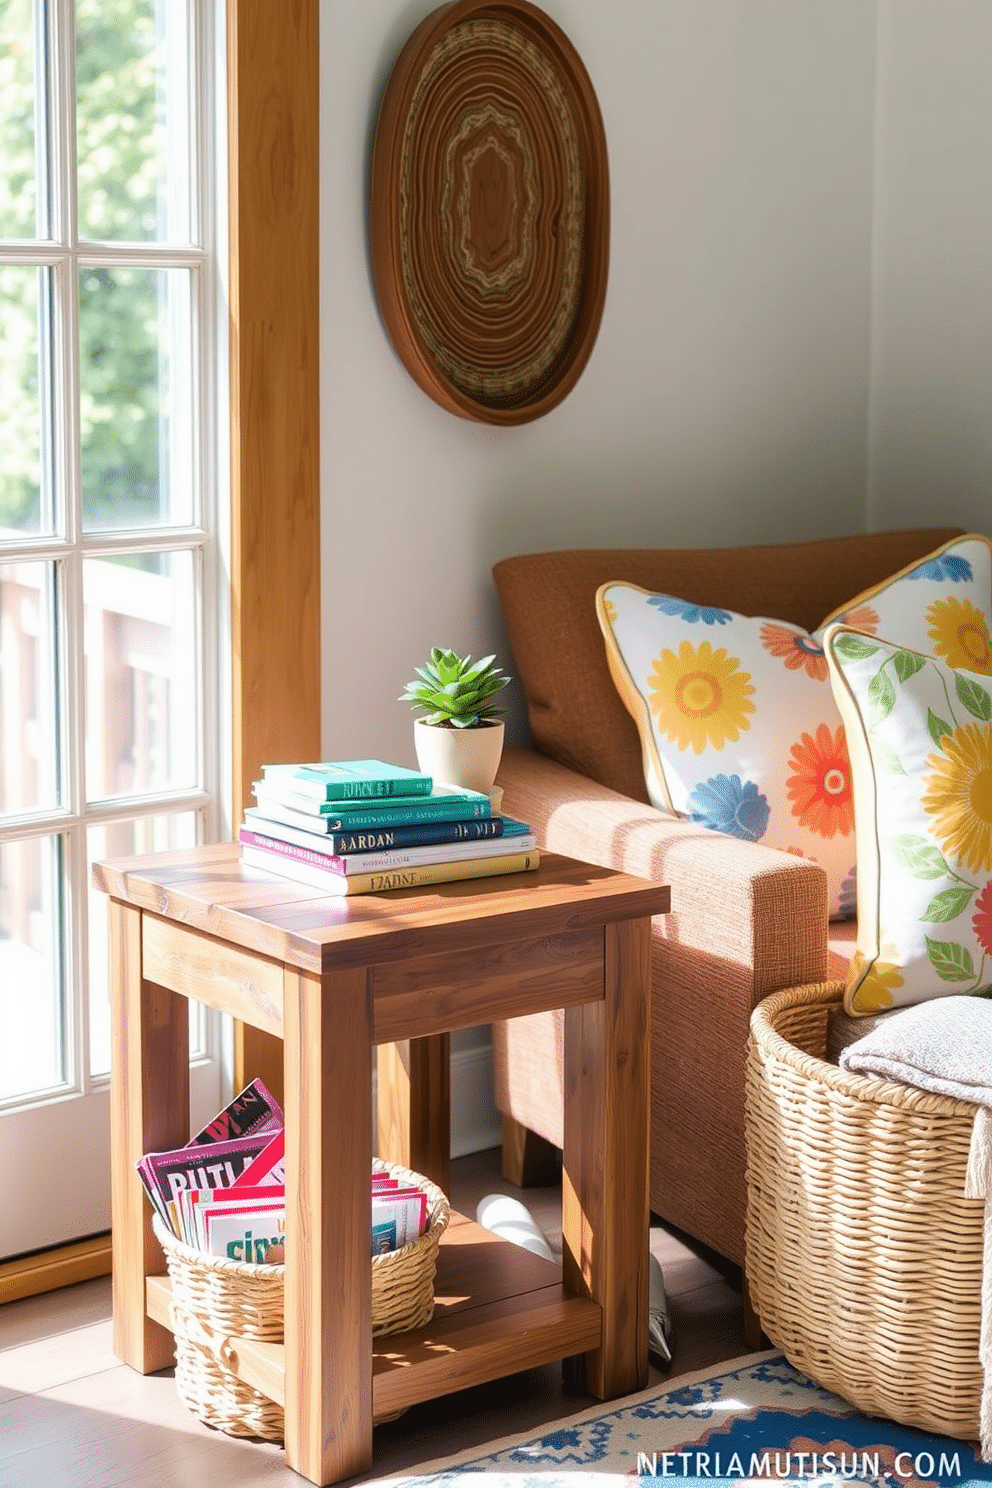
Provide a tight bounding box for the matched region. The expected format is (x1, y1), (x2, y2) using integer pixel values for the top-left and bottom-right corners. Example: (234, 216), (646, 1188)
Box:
(400, 648), (511, 729)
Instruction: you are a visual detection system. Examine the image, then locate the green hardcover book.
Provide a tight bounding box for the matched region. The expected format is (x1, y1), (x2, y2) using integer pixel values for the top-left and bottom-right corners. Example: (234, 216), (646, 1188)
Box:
(252, 778), (489, 820)
(261, 758), (432, 802)
(246, 784), (492, 835)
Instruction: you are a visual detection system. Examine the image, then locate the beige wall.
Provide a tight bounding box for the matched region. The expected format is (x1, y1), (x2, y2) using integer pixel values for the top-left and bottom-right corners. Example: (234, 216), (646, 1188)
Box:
(320, 0), (877, 763)
(317, 1), (990, 1154)
(320, 2), (992, 762)
(867, 0), (992, 534)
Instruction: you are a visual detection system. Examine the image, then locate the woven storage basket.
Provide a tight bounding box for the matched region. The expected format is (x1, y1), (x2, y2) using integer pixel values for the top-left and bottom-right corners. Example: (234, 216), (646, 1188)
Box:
(153, 1158), (449, 1441)
(746, 980), (984, 1440)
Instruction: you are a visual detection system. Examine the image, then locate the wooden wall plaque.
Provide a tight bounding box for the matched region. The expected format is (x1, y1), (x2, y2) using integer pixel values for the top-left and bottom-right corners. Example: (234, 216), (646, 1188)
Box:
(370, 0), (610, 425)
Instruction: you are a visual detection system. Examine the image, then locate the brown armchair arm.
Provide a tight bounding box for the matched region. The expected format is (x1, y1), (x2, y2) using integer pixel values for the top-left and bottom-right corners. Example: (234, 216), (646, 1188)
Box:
(494, 745), (830, 1263)
(496, 745), (829, 991)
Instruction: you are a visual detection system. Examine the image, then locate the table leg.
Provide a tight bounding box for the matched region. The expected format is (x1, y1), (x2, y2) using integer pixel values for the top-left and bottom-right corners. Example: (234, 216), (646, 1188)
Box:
(562, 917), (651, 1398)
(283, 963), (373, 1485)
(376, 1034), (450, 1196)
(109, 900), (189, 1373)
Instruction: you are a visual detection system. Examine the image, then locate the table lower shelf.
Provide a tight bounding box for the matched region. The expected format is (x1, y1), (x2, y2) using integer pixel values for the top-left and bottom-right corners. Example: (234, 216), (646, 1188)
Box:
(145, 1211), (602, 1422)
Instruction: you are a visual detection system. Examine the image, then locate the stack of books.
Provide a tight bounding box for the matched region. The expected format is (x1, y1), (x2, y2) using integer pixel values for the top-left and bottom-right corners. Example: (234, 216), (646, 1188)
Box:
(136, 1078), (432, 1261)
(238, 757), (539, 895)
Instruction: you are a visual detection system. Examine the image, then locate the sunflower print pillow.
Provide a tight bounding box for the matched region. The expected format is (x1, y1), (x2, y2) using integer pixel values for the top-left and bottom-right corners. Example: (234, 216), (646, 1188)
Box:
(596, 534), (992, 921)
(825, 625), (992, 1015)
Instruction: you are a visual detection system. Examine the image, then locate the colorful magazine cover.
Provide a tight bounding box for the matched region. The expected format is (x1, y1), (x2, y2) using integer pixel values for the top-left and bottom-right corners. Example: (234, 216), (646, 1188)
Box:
(177, 1182), (286, 1250)
(137, 1132), (278, 1226)
(204, 1206), (286, 1263)
(232, 1129), (284, 1187)
(371, 1186), (427, 1251)
(188, 1077), (283, 1146)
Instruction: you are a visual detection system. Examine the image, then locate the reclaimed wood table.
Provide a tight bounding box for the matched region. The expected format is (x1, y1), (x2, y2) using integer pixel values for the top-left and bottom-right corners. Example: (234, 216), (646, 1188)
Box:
(94, 843), (669, 1486)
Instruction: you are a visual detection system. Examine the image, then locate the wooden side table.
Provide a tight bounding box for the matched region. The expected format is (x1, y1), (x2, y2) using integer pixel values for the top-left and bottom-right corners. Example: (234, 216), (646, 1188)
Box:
(94, 844), (669, 1486)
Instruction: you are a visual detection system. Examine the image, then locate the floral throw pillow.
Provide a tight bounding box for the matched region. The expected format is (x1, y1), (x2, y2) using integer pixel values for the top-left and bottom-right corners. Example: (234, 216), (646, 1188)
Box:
(825, 625), (992, 1015)
(596, 534), (992, 920)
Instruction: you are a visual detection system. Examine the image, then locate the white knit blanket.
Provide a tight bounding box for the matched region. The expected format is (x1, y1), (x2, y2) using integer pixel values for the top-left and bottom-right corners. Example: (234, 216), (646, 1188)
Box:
(841, 996), (992, 1459)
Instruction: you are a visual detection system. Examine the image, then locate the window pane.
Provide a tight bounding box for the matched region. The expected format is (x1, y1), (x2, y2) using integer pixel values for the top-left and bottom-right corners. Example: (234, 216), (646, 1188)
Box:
(0, 0), (44, 239)
(87, 810), (198, 1077)
(0, 265), (53, 536)
(84, 549), (198, 799)
(75, 0), (192, 244)
(79, 266), (193, 529)
(0, 834), (65, 1102)
(0, 559), (60, 814)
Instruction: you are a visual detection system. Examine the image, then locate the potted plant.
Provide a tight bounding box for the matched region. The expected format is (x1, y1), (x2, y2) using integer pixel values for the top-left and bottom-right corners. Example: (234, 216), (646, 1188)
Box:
(400, 648), (511, 794)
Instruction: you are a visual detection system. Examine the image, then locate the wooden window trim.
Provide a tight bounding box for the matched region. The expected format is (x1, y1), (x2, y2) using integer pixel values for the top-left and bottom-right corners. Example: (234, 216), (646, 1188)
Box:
(228, 0), (321, 1098)
(0, 1234), (113, 1305)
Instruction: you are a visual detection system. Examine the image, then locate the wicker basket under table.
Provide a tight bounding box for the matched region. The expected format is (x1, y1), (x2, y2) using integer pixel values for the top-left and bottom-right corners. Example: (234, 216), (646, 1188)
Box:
(152, 1159), (450, 1442)
(746, 979), (984, 1440)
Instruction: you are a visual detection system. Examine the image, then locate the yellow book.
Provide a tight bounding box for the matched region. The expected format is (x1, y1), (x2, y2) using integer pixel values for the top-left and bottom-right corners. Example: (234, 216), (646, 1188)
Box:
(241, 844), (540, 895)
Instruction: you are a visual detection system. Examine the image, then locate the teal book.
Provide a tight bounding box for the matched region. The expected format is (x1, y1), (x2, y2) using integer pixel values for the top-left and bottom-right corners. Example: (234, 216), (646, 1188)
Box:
(261, 758), (432, 802)
(252, 778), (489, 822)
(245, 784), (491, 835)
(239, 814), (521, 856)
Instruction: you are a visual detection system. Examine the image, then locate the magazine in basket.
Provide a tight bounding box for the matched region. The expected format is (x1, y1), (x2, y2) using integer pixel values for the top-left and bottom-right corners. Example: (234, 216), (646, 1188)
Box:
(136, 1078), (430, 1261)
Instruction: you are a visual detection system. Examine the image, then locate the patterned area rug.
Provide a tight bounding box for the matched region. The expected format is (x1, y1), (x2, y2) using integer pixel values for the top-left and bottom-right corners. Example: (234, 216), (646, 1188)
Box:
(379, 1351), (992, 1487)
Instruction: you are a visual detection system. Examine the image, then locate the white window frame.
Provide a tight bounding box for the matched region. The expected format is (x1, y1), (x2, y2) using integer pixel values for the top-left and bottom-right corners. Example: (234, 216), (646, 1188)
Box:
(0, 0), (230, 1251)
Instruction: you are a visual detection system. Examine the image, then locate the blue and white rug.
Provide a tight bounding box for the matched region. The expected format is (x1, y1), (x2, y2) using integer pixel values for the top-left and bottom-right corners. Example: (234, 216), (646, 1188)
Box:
(380, 1351), (991, 1487)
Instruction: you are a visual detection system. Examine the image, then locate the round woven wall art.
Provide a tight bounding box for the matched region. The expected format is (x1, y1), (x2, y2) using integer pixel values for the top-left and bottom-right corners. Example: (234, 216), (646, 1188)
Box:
(370, 0), (609, 425)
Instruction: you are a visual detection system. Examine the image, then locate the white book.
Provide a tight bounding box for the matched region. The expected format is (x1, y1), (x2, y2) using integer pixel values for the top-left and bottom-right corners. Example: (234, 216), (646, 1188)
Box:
(239, 824), (536, 875)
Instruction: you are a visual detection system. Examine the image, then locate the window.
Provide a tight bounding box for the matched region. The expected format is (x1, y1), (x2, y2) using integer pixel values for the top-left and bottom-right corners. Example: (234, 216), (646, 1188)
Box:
(0, 0), (226, 1256)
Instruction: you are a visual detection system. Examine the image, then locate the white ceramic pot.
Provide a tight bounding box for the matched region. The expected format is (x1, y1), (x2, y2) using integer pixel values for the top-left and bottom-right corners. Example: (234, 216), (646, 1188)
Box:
(413, 718), (505, 795)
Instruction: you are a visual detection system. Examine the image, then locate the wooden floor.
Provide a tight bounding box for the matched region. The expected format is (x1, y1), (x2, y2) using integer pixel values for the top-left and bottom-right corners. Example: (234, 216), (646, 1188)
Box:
(0, 1147), (747, 1487)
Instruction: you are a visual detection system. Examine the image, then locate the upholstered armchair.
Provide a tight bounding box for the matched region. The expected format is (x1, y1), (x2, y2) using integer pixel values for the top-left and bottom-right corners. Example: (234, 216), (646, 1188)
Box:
(491, 527), (964, 1273)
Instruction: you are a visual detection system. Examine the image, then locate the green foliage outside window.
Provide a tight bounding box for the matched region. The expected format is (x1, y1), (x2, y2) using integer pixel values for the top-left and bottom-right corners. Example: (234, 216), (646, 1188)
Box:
(0, 0), (175, 532)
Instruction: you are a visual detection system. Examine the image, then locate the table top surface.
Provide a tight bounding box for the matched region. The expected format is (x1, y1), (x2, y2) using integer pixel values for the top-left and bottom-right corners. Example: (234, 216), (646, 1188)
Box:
(93, 842), (670, 974)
